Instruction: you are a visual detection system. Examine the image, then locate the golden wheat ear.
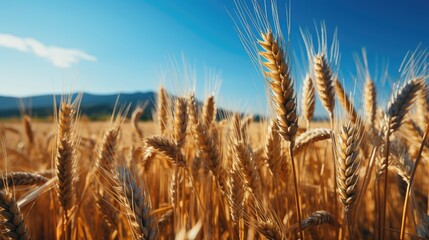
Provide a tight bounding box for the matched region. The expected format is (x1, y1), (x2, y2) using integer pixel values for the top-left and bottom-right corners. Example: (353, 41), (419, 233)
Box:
(335, 122), (361, 210)
(0, 190), (30, 240)
(364, 77), (377, 127)
(258, 30), (298, 142)
(55, 102), (77, 224)
(157, 86), (170, 135)
(386, 78), (424, 133)
(131, 104), (146, 140)
(117, 166), (159, 240)
(335, 79), (358, 123)
(0, 172), (48, 190)
(302, 75), (315, 128)
(145, 136), (186, 167)
(173, 97), (188, 149)
(314, 54), (336, 117)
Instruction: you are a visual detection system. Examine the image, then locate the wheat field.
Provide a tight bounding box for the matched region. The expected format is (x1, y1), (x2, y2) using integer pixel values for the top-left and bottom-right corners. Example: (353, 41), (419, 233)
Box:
(1, 1), (429, 240)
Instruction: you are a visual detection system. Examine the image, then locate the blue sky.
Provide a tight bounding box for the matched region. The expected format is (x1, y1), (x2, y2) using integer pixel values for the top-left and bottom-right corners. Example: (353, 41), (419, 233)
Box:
(0, 0), (428, 116)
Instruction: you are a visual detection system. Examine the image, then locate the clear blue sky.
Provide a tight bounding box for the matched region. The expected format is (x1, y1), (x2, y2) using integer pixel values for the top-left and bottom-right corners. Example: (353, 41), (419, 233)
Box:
(0, 0), (428, 116)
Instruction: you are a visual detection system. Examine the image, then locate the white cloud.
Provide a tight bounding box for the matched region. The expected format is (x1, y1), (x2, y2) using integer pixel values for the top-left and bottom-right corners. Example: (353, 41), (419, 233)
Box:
(0, 33), (96, 68)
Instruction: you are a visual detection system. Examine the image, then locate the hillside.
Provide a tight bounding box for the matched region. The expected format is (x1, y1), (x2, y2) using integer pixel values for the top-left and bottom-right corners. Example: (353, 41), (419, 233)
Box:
(0, 92), (156, 120)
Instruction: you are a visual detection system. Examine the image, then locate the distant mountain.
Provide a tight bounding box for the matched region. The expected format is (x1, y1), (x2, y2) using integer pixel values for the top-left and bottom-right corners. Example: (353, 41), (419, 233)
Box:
(0, 92), (156, 120)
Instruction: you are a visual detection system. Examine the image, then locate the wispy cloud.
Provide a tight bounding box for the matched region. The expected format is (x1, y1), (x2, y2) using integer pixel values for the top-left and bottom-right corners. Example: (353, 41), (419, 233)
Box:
(0, 33), (96, 68)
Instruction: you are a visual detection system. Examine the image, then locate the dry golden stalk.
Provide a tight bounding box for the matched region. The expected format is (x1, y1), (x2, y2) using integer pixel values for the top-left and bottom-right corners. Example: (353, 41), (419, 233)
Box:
(173, 97), (188, 149)
(157, 86), (169, 135)
(364, 77), (377, 126)
(202, 95), (216, 128)
(302, 75), (315, 127)
(335, 79), (358, 123)
(0, 172), (48, 190)
(293, 128), (332, 155)
(258, 30), (298, 142)
(117, 166), (159, 240)
(56, 103), (76, 218)
(314, 54), (335, 116)
(0, 190), (30, 240)
(145, 136), (186, 167)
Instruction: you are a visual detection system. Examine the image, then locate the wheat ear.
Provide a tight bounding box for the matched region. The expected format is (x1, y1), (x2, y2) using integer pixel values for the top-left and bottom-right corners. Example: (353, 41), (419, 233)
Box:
(56, 103), (76, 220)
(230, 114), (260, 195)
(96, 126), (120, 172)
(302, 75), (315, 128)
(380, 78), (423, 238)
(259, 30), (302, 238)
(0, 190), (30, 240)
(0, 172), (48, 190)
(258, 30), (298, 141)
(364, 77), (377, 127)
(131, 106), (144, 140)
(335, 79), (358, 123)
(301, 210), (340, 231)
(202, 95), (216, 128)
(23, 115), (34, 145)
(314, 54), (335, 116)
(145, 136), (186, 167)
(173, 97), (187, 149)
(264, 121), (289, 182)
(157, 86), (169, 135)
(188, 95), (225, 193)
(293, 128), (332, 155)
(335, 121), (361, 237)
(386, 78), (424, 133)
(117, 166), (159, 240)
(416, 83), (429, 130)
